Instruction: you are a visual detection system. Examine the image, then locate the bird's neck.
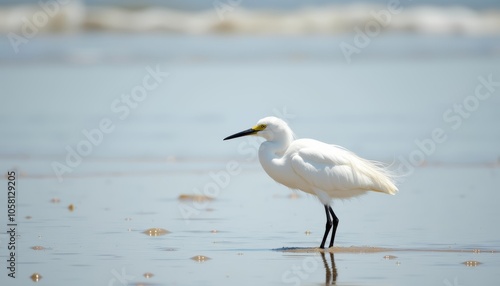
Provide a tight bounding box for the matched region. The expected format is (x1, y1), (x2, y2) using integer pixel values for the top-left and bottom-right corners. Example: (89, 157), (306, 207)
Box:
(261, 133), (294, 158)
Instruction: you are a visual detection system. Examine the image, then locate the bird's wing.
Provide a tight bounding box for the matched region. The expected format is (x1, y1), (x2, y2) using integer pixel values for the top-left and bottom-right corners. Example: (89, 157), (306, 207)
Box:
(290, 144), (396, 199)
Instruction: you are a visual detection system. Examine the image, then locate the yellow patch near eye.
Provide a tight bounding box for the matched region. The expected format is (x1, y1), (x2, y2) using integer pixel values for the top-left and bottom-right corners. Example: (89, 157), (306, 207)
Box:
(252, 124), (267, 131)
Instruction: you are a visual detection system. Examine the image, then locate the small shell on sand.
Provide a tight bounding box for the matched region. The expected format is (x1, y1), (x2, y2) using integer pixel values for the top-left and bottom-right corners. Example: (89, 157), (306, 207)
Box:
(178, 194), (214, 202)
(143, 228), (170, 236)
(462, 260), (482, 267)
(191, 255), (211, 262)
(30, 273), (42, 282)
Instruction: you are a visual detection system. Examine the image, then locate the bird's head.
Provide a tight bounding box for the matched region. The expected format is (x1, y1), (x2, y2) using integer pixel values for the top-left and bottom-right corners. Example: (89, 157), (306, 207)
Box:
(223, 116), (294, 142)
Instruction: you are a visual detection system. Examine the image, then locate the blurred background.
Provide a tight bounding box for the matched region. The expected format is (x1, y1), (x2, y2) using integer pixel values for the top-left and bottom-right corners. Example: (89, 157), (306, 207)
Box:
(0, 0), (500, 285)
(0, 0), (499, 161)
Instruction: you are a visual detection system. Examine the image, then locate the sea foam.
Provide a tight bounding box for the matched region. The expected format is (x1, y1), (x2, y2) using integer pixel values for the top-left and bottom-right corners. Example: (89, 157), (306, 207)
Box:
(1, 1), (499, 35)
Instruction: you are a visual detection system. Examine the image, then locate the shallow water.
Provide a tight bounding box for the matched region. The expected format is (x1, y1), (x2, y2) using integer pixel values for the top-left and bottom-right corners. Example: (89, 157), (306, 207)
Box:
(0, 163), (499, 285)
(0, 34), (499, 285)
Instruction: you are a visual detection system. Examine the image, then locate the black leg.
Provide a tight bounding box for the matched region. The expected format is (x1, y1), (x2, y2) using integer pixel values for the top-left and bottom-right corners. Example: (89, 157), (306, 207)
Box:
(319, 205), (332, 249)
(328, 206), (339, 248)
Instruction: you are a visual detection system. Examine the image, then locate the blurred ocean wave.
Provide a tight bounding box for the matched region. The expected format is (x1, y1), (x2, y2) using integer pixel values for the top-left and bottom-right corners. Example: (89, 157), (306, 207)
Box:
(1, 1), (500, 35)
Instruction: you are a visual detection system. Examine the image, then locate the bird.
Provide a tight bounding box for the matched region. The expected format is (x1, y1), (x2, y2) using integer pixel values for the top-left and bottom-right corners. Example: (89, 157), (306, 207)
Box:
(223, 116), (398, 248)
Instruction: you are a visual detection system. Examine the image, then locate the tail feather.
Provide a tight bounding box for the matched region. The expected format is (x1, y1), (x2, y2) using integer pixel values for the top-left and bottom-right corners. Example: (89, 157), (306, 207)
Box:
(363, 159), (398, 195)
(335, 145), (398, 195)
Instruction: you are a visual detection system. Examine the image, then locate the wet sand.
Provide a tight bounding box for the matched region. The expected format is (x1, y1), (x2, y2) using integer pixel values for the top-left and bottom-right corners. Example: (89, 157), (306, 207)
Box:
(0, 163), (498, 285)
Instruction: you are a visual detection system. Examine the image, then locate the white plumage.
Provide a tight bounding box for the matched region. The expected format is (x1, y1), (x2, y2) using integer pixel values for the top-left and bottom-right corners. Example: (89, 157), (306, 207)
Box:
(224, 116), (398, 248)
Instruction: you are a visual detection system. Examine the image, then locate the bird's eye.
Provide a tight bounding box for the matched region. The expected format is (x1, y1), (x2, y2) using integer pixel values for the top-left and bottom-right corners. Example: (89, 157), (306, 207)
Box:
(259, 124), (266, 130)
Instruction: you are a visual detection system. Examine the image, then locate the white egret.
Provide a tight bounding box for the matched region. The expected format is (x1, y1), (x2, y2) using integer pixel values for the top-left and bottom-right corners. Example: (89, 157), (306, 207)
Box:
(224, 116), (398, 248)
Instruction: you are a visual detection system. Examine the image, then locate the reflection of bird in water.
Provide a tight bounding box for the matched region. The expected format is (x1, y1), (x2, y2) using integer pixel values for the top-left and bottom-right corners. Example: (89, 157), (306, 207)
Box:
(321, 252), (337, 285)
(224, 117), (398, 248)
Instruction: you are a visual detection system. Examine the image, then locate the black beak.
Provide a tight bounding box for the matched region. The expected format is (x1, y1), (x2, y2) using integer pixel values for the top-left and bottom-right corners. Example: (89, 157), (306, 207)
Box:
(223, 128), (257, 141)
